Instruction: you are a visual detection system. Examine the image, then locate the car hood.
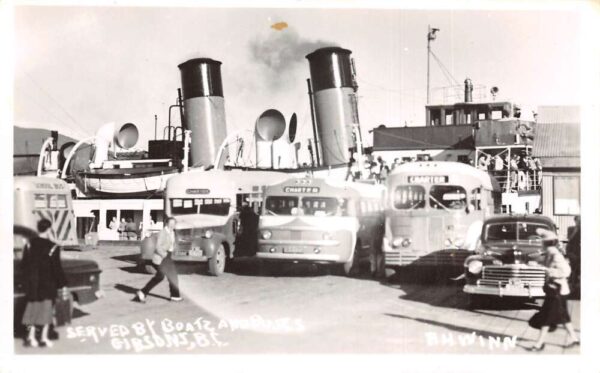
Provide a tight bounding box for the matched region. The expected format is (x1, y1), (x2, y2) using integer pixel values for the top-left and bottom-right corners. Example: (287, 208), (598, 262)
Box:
(14, 258), (101, 275)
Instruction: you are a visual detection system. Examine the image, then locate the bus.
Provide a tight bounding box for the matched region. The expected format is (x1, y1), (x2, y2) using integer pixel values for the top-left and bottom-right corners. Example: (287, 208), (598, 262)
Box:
(382, 161), (501, 272)
(256, 176), (385, 276)
(13, 177), (103, 332)
(139, 169), (288, 276)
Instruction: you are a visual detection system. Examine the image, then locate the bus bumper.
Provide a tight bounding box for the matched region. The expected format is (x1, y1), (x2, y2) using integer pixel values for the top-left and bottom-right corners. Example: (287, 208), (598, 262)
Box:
(463, 284), (545, 298)
(256, 252), (341, 262)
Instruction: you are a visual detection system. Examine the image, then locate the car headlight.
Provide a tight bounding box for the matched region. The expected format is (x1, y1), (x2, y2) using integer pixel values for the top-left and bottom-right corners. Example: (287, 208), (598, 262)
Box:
(202, 229), (213, 239)
(401, 238), (411, 248)
(467, 260), (483, 274)
(392, 238), (403, 248)
(261, 230), (272, 239)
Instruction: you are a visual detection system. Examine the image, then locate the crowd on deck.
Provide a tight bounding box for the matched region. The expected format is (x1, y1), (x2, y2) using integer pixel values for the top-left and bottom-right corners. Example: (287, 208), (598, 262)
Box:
(476, 152), (543, 192)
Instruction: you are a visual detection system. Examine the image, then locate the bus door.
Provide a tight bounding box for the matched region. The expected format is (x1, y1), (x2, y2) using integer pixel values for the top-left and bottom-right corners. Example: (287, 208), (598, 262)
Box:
(235, 189), (262, 257)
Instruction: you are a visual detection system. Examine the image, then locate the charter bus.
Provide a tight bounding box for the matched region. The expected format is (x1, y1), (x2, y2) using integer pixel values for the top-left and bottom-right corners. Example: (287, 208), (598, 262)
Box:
(13, 177), (102, 332)
(256, 176), (385, 276)
(139, 169), (288, 276)
(382, 161), (501, 272)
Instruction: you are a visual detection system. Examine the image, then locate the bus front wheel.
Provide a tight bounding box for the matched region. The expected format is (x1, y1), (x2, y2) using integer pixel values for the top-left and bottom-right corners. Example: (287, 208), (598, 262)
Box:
(208, 244), (227, 276)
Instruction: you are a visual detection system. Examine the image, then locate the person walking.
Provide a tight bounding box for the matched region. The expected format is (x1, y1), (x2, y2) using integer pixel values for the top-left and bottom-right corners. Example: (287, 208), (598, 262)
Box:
(136, 217), (182, 302)
(21, 218), (67, 348)
(527, 228), (579, 351)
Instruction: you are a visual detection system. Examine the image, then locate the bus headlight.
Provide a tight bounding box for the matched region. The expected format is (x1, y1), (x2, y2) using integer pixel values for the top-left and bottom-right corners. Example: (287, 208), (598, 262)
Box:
(454, 238), (465, 247)
(261, 230), (272, 240)
(392, 238), (403, 248)
(202, 229), (213, 239)
(444, 239), (452, 247)
(467, 260), (483, 274)
(401, 238), (411, 248)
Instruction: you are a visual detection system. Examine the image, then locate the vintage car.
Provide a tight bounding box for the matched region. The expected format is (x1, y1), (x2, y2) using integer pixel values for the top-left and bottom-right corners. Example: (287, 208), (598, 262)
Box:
(13, 225), (103, 333)
(463, 214), (558, 305)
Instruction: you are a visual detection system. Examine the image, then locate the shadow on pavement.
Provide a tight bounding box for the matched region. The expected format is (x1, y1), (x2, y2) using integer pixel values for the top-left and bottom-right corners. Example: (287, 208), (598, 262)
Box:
(114, 283), (171, 302)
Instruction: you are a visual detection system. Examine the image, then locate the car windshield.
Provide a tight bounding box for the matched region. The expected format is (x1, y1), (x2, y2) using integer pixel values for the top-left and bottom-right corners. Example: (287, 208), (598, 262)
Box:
(485, 222), (552, 242)
(394, 185), (426, 210)
(429, 185), (467, 211)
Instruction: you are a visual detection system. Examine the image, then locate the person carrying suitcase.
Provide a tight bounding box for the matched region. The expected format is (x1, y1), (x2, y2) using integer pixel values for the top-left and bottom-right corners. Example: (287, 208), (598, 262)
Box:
(136, 217), (182, 302)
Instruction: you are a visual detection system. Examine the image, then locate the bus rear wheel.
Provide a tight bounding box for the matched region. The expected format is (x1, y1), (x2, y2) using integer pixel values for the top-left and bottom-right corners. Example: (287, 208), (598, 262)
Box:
(208, 244), (227, 276)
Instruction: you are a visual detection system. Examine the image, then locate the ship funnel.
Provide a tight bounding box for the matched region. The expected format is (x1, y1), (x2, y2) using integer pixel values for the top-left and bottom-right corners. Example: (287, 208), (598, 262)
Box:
(178, 58), (227, 168)
(306, 47), (359, 166)
(255, 109), (286, 168)
(114, 122), (139, 149)
(464, 78), (473, 103)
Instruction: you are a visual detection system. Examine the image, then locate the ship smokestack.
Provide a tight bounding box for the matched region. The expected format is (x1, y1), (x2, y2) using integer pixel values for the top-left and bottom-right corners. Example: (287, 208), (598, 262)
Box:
(178, 58), (227, 168)
(306, 47), (359, 166)
(464, 78), (473, 103)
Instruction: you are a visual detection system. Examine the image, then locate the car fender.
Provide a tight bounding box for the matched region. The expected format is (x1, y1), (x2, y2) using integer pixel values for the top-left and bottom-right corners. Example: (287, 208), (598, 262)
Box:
(201, 232), (227, 258)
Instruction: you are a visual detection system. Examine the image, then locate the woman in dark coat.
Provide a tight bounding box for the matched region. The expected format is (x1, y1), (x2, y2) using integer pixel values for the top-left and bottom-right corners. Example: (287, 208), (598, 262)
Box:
(528, 228), (580, 351)
(21, 218), (67, 347)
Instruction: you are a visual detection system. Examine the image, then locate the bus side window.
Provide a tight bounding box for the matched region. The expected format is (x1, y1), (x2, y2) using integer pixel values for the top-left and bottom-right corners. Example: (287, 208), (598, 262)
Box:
(470, 188), (482, 211)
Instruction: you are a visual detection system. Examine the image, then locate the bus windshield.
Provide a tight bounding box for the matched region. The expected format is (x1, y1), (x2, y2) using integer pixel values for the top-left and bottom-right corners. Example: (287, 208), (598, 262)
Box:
(429, 185), (467, 211)
(485, 222), (552, 242)
(394, 185), (426, 210)
(264, 196), (348, 217)
(170, 198), (231, 216)
(265, 196), (299, 215)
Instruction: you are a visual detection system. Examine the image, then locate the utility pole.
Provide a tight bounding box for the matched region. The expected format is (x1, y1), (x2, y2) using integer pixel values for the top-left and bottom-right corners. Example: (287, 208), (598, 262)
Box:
(427, 25), (439, 104)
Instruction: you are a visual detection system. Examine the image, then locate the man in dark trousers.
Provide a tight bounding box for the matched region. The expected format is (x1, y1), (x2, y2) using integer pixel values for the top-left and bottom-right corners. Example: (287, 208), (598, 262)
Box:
(136, 217), (182, 302)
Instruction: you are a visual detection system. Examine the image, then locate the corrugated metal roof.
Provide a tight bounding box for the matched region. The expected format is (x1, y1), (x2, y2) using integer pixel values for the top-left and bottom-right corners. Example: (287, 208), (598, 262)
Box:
(532, 122), (580, 168)
(372, 125), (473, 151)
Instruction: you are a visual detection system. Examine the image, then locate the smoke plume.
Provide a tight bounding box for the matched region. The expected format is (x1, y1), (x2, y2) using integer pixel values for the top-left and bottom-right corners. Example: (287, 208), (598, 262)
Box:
(249, 27), (338, 89)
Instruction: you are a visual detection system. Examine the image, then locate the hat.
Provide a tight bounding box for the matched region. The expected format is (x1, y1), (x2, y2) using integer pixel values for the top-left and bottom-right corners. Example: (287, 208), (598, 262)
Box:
(536, 227), (558, 242)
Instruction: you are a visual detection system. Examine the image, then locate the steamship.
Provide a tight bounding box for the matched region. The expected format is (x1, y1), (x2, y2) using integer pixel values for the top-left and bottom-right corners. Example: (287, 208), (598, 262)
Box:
(29, 45), (538, 241)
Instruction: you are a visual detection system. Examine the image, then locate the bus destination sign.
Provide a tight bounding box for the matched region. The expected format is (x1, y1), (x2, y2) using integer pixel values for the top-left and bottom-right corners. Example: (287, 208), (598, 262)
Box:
(408, 175), (449, 184)
(283, 186), (320, 194)
(186, 188), (210, 195)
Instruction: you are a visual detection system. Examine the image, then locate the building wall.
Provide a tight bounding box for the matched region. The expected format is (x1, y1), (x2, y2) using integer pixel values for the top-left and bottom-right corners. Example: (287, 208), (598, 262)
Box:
(540, 172), (580, 240)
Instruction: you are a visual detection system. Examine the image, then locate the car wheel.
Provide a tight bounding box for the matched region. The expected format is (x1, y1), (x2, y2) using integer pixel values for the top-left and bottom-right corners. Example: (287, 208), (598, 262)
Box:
(208, 244), (227, 276)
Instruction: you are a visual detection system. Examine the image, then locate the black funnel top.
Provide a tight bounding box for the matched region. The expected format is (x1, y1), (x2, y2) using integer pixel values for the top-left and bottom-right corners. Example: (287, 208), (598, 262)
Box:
(178, 58), (224, 98)
(306, 47), (354, 92)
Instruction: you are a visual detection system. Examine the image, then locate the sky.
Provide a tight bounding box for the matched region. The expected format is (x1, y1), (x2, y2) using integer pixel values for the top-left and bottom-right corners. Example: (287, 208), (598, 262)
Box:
(13, 5), (583, 157)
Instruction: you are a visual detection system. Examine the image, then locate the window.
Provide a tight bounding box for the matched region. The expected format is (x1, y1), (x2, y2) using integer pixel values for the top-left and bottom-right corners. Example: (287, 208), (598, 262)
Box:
(457, 155), (469, 164)
(553, 176), (580, 215)
(302, 197), (344, 217)
(34, 194), (47, 209)
(470, 188), (482, 211)
(429, 185), (467, 210)
(394, 185), (426, 210)
(264, 196), (299, 216)
(485, 222), (552, 242)
(170, 198), (231, 216)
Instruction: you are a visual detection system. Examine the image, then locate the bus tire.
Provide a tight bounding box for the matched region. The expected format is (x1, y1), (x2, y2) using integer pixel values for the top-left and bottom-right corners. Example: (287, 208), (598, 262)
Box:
(208, 244), (227, 276)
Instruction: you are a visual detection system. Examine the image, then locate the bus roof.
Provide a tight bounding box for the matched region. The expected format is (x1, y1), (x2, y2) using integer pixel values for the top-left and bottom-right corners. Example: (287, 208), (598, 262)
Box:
(14, 176), (71, 194)
(387, 161), (497, 190)
(265, 176), (385, 199)
(166, 169), (289, 196)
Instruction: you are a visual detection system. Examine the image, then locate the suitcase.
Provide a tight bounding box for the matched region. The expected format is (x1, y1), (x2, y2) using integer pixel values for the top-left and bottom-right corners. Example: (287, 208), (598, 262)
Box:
(54, 288), (73, 326)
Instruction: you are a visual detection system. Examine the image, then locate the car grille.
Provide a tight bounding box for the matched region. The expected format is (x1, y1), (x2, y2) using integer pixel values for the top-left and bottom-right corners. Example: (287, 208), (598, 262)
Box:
(480, 265), (546, 287)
